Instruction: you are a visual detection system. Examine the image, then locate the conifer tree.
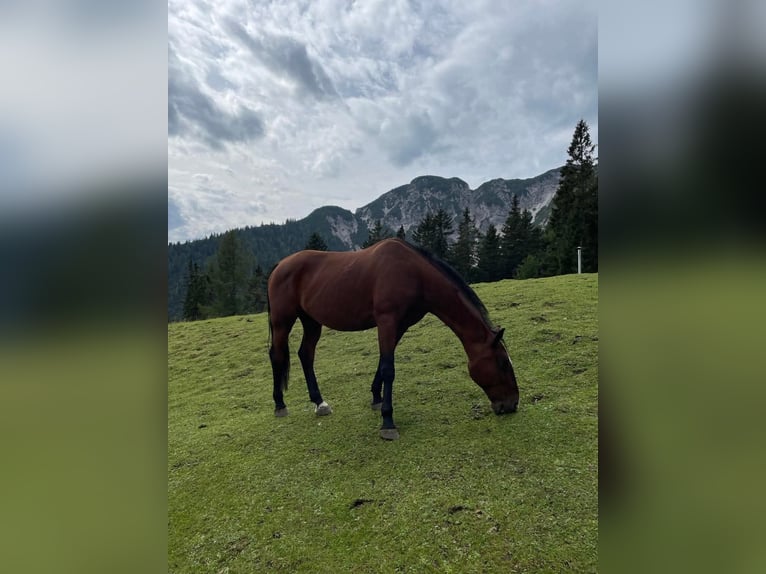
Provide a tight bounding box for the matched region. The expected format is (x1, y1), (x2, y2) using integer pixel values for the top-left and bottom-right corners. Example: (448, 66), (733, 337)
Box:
(413, 209), (453, 259)
(451, 208), (478, 281)
(206, 230), (250, 317)
(396, 225), (406, 240)
(362, 219), (392, 248)
(305, 231), (328, 251)
(501, 194), (545, 278)
(516, 254), (542, 279)
(500, 195), (523, 278)
(546, 119), (597, 274)
(477, 224), (502, 282)
(182, 259), (209, 321)
(412, 213), (436, 250)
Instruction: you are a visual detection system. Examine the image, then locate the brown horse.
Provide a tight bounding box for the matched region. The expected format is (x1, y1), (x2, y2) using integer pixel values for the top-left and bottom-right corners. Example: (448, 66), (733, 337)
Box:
(267, 238), (519, 440)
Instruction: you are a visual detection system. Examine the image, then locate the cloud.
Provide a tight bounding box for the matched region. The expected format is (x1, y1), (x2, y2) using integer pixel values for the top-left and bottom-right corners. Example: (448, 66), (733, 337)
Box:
(168, 44), (264, 149)
(222, 18), (337, 100)
(378, 109), (439, 166)
(168, 196), (185, 231)
(168, 0), (597, 241)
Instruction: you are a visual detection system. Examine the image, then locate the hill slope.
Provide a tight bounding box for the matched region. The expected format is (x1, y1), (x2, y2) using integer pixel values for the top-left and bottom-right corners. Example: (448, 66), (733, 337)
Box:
(168, 274), (598, 572)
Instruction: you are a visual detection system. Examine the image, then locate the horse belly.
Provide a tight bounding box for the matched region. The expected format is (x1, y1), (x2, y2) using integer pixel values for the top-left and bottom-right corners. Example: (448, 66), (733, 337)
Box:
(301, 289), (376, 331)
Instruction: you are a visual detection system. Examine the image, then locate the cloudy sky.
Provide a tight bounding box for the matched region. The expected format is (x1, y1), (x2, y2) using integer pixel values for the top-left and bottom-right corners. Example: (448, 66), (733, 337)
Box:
(168, 0), (597, 243)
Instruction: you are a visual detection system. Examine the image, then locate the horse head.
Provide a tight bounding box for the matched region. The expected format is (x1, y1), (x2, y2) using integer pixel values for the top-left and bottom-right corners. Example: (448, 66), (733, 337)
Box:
(468, 327), (520, 414)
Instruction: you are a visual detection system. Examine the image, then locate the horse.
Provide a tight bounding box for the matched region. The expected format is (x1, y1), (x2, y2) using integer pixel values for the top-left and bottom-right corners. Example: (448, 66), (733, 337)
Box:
(266, 238), (519, 440)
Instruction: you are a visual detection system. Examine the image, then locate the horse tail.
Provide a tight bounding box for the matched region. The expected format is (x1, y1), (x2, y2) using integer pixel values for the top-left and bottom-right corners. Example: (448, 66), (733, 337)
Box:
(266, 282), (272, 349)
(266, 264), (289, 392)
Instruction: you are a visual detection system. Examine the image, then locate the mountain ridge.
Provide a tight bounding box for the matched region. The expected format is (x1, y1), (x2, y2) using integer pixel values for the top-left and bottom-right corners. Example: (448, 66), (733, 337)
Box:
(167, 166), (562, 320)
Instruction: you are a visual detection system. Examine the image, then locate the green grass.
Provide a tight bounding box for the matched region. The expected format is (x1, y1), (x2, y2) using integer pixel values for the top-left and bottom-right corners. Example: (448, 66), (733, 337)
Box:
(168, 274), (598, 573)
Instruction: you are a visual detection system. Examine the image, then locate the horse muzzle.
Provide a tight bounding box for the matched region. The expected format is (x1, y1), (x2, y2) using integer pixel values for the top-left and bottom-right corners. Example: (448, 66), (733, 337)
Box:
(491, 398), (519, 415)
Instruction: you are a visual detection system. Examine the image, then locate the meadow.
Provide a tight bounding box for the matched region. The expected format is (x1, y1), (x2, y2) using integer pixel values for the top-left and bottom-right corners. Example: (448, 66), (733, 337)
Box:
(168, 274), (598, 573)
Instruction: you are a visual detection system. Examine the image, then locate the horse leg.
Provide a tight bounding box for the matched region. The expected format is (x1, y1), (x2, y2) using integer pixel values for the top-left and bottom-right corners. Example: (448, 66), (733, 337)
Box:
(269, 319), (295, 417)
(371, 329), (405, 410)
(298, 315), (332, 416)
(376, 318), (400, 440)
(370, 364), (383, 410)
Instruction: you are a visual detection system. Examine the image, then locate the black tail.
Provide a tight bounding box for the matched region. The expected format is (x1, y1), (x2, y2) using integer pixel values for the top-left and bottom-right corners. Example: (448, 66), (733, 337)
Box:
(266, 268), (289, 392)
(266, 282), (272, 350)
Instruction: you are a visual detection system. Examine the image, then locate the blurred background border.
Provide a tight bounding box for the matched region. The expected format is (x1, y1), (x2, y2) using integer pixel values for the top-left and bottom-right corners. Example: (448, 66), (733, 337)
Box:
(1, 1), (765, 572)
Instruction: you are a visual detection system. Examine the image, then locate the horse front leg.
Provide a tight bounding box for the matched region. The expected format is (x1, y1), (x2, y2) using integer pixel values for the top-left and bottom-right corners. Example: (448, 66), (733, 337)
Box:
(378, 353), (398, 440)
(298, 315), (332, 416)
(376, 317), (400, 440)
(371, 329), (404, 411)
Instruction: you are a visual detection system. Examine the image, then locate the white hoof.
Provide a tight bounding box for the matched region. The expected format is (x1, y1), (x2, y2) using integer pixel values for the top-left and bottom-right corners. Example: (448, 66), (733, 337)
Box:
(275, 407), (288, 417)
(315, 401), (333, 416)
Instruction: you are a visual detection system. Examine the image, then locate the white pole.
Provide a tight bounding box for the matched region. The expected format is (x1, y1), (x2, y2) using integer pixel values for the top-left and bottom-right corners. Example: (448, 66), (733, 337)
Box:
(577, 246), (582, 274)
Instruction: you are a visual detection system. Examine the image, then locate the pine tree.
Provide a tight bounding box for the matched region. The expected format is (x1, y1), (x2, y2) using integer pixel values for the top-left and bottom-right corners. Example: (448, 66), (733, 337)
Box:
(206, 230), (251, 317)
(182, 259), (209, 321)
(451, 208), (478, 281)
(519, 209), (545, 276)
(305, 231), (328, 251)
(413, 209), (453, 259)
(362, 219), (392, 248)
(500, 195), (523, 278)
(396, 225), (406, 240)
(412, 213), (436, 250)
(579, 173), (598, 272)
(501, 195), (546, 279)
(516, 254), (542, 279)
(546, 119), (597, 274)
(477, 224), (502, 282)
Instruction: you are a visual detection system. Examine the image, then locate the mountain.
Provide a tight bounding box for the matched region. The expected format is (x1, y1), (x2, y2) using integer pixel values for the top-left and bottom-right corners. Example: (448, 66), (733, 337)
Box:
(168, 166), (561, 320)
(356, 167), (560, 236)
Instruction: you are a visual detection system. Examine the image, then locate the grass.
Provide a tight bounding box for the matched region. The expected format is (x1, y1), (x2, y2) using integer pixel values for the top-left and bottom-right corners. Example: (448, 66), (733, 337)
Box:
(168, 274), (598, 573)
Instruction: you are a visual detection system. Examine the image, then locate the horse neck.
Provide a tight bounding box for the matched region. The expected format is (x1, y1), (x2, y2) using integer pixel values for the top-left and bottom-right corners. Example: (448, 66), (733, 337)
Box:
(423, 273), (490, 353)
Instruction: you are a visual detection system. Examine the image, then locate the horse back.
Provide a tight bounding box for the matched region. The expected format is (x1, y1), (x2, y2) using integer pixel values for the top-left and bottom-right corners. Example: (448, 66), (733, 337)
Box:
(268, 240), (425, 331)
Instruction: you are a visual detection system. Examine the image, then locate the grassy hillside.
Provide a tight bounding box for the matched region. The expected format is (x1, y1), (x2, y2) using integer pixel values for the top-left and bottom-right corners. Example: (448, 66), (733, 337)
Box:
(168, 274), (598, 573)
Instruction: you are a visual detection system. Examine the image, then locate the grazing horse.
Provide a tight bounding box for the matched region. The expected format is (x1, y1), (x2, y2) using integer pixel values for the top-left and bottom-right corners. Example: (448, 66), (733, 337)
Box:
(267, 238), (519, 440)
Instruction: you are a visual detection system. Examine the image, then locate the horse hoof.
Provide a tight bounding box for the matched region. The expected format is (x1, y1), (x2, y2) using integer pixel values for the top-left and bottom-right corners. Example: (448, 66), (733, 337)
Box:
(315, 401), (333, 416)
(379, 428), (400, 440)
(371, 401), (382, 411)
(275, 408), (289, 417)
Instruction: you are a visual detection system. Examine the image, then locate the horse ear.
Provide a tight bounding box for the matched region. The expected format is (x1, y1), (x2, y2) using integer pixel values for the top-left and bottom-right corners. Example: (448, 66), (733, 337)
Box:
(492, 328), (505, 347)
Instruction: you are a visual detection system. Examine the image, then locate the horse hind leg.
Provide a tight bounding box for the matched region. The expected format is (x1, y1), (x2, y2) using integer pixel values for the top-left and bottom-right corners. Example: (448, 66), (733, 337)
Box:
(269, 314), (296, 417)
(270, 327), (291, 416)
(298, 315), (332, 416)
(370, 364), (383, 410)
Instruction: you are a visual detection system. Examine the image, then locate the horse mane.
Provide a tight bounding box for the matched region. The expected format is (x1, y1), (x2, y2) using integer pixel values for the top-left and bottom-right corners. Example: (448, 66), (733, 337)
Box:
(395, 239), (496, 330)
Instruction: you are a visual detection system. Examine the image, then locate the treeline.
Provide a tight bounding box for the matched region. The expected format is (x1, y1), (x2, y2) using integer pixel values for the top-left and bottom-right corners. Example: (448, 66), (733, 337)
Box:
(178, 119), (597, 321)
(346, 118), (598, 283)
(181, 231), (268, 321)
(168, 205), (367, 320)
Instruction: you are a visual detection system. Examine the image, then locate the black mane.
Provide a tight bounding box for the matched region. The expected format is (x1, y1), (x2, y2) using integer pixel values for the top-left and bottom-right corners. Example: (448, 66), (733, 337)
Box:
(396, 239), (495, 330)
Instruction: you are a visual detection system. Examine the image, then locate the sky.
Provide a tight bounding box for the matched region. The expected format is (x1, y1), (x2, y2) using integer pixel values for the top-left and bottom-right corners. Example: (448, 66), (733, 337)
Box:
(168, 0), (597, 243)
